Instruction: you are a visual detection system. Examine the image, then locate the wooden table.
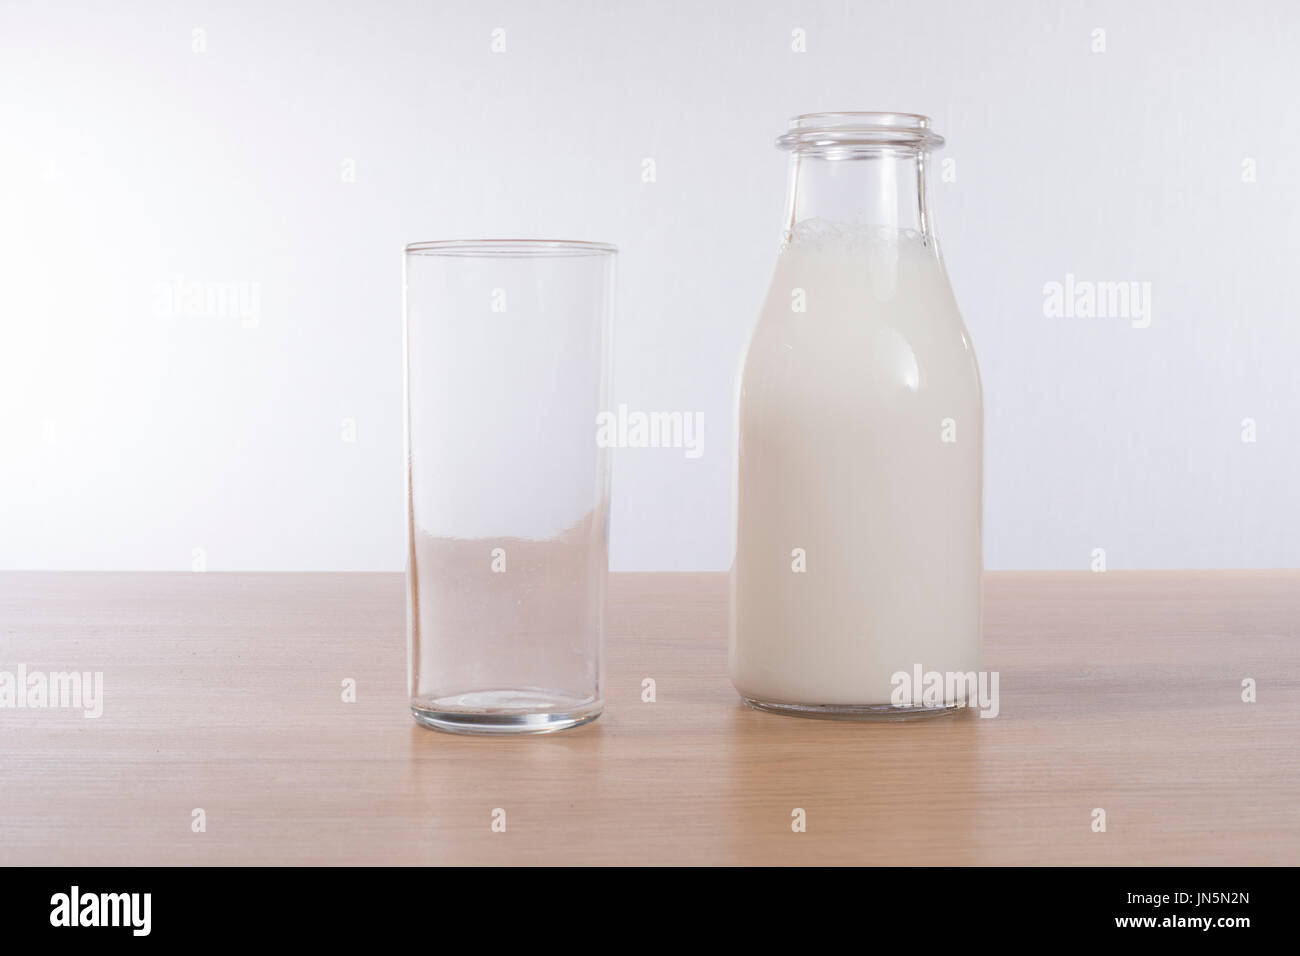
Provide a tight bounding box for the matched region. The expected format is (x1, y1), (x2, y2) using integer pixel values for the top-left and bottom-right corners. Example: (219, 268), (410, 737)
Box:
(1, 571), (1296, 866)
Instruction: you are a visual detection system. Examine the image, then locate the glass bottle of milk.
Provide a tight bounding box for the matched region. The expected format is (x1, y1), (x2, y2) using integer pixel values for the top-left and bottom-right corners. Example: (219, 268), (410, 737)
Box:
(731, 113), (983, 720)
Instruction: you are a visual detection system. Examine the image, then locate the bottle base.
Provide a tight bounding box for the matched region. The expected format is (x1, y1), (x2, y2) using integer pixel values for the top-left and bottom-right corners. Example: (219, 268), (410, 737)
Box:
(740, 696), (961, 722)
(411, 689), (602, 736)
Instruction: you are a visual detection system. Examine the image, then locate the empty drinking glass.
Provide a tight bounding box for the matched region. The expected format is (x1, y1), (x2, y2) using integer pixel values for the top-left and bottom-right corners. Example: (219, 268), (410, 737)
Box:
(403, 240), (615, 734)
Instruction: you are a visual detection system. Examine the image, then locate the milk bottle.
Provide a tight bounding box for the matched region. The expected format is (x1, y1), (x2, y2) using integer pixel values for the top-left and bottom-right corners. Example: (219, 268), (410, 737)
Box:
(731, 113), (983, 719)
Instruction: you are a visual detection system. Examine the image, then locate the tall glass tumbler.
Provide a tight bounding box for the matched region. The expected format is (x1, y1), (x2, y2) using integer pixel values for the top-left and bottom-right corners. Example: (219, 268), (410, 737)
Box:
(404, 240), (615, 734)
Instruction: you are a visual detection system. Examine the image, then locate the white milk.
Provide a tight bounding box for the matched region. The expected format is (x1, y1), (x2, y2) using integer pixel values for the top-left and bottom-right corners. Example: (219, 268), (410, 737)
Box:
(730, 219), (983, 710)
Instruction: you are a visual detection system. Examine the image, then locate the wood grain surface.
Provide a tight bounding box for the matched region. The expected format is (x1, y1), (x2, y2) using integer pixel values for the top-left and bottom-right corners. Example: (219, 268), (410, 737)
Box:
(1, 571), (1296, 866)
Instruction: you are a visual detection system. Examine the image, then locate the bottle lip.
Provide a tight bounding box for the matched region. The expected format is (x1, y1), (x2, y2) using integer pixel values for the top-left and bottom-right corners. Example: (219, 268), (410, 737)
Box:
(776, 112), (945, 152)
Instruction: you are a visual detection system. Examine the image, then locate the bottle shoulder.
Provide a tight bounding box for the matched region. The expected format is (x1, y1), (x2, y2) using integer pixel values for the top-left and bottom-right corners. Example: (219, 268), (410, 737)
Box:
(739, 260), (980, 407)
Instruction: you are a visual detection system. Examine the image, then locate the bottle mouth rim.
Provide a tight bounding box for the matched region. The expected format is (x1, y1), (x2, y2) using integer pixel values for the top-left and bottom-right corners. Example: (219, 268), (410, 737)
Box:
(776, 112), (945, 152)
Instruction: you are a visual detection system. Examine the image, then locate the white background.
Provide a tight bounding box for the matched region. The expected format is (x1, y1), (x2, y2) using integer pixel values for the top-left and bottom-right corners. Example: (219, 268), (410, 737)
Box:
(2, 0), (1297, 571)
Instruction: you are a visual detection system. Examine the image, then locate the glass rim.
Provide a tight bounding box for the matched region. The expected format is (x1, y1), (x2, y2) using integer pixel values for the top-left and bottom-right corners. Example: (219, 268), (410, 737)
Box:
(405, 239), (618, 257)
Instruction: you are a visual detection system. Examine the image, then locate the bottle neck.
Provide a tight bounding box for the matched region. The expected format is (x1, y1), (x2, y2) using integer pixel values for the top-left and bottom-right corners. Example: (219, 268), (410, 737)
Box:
(782, 148), (938, 248)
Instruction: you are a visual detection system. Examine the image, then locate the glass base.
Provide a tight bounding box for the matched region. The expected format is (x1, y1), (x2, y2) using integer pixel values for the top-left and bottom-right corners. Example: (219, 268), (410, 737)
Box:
(410, 689), (602, 736)
(741, 697), (961, 722)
